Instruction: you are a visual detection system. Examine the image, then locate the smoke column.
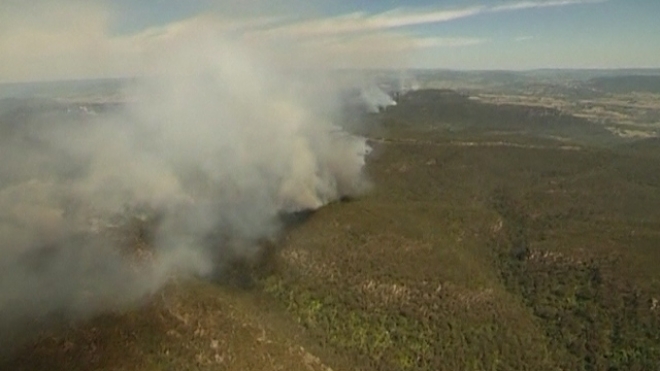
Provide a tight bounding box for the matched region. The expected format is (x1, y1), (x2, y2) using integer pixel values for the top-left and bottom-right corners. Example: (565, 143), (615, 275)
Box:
(0, 32), (372, 354)
(359, 85), (397, 113)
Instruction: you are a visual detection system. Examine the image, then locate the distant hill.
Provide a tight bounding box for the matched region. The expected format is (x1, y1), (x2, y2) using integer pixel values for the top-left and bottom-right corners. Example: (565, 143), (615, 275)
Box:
(0, 97), (122, 127)
(401, 69), (660, 98)
(0, 78), (127, 100)
(586, 75), (660, 94)
(383, 89), (616, 144)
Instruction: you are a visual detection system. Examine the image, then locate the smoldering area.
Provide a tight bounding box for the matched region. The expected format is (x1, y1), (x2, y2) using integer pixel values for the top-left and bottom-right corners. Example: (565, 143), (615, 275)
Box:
(0, 37), (403, 356)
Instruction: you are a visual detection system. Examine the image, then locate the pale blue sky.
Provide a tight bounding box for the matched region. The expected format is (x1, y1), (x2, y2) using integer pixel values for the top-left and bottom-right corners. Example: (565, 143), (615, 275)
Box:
(0, 0), (658, 81)
(107, 0), (660, 69)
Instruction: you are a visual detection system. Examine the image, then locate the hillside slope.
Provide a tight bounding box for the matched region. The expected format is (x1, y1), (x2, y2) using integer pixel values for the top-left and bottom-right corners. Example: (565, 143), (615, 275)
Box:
(5, 89), (660, 371)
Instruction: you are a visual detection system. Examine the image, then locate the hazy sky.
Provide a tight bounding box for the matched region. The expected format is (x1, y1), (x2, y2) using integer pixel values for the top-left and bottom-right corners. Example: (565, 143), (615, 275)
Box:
(0, 0), (658, 82)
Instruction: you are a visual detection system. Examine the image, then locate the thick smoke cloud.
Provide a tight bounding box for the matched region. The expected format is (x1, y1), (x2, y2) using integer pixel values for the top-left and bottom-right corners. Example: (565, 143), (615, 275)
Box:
(0, 32), (372, 355)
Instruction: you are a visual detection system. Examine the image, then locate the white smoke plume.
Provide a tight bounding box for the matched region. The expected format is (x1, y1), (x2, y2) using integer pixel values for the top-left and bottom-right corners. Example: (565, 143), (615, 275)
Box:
(359, 85), (397, 113)
(397, 71), (422, 93)
(0, 30), (373, 354)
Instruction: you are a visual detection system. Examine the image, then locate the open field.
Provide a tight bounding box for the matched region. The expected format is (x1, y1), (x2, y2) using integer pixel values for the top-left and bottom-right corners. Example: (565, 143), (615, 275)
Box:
(3, 85), (660, 370)
(408, 71), (660, 140)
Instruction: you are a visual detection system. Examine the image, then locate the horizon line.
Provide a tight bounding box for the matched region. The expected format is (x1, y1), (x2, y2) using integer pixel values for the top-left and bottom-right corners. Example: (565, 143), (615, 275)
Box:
(2, 67), (660, 85)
